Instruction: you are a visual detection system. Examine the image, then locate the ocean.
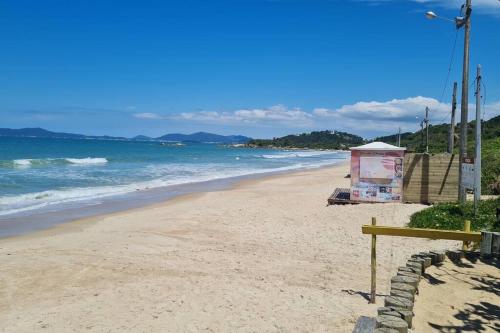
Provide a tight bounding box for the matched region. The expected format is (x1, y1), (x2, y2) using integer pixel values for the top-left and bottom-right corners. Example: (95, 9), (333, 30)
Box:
(0, 137), (349, 236)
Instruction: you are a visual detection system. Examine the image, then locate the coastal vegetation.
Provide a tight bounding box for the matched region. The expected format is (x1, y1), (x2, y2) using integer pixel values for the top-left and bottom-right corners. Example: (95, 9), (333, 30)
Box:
(247, 130), (365, 150)
(408, 197), (500, 232)
(248, 115), (499, 194)
(375, 115), (500, 195)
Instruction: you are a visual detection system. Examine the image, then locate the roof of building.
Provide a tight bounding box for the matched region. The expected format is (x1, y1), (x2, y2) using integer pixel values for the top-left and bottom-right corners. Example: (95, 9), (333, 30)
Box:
(350, 141), (406, 151)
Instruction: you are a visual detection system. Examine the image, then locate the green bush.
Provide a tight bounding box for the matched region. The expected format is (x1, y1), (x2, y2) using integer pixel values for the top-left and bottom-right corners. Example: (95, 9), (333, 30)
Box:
(482, 137), (500, 194)
(408, 198), (500, 232)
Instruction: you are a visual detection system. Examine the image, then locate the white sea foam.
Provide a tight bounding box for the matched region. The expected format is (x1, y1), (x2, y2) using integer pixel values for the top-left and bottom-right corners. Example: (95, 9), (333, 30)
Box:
(260, 150), (339, 159)
(65, 157), (108, 165)
(13, 159), (32, 167)
(0, 156), (348, 217)
(3, 157), (108, 168)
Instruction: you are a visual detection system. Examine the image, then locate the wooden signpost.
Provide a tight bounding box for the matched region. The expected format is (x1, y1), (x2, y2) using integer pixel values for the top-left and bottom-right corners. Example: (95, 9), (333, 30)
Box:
(362, 219), (482, 303)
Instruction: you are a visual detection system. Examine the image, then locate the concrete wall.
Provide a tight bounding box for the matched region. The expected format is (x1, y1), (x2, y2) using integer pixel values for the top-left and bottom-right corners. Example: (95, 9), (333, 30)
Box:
(403, 153), (459, 204)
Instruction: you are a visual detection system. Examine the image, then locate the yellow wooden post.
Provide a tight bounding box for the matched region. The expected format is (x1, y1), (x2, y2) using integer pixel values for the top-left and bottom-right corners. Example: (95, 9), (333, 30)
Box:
(361, 225), (481, 241)
(463, 220), (471, 251)
(370, 217), (377, 304)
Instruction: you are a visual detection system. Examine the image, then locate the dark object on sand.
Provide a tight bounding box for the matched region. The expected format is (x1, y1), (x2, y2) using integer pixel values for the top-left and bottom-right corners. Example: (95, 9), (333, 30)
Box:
(328, 188), (359, 205)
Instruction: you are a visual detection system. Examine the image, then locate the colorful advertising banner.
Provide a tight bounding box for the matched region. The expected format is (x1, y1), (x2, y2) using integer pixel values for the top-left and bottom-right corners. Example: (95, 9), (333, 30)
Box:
(350, 150), (404, 203)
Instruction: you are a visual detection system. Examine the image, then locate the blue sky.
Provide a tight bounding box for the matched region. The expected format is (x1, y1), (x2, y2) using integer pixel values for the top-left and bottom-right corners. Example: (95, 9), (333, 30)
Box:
(1, 0), (499, 139)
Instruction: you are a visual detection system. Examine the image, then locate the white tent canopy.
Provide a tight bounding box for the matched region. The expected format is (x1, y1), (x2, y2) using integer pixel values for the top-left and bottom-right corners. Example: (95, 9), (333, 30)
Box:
(350, 141), (406, 151)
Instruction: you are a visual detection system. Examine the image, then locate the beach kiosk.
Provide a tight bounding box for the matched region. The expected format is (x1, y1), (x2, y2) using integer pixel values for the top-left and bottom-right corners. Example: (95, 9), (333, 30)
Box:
(350, 142), (406, 203)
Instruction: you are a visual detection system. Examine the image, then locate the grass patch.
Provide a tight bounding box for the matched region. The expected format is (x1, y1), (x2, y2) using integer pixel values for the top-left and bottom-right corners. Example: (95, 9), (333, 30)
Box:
(482, 136), (500, 194)
(408, 198), (500, 232)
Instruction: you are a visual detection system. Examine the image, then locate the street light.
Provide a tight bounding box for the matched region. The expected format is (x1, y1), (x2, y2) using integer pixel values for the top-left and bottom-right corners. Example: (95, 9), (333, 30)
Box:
(425, 11), (454, 22)
(425, 11), (437, 19)
(425, 0), (472, 203)
(424, 11), (467, 27)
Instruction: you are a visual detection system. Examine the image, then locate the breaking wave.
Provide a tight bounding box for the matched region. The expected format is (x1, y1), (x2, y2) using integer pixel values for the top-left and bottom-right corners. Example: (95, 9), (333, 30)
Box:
(3, 157), (109, 168)
(260, 150), (339, 159)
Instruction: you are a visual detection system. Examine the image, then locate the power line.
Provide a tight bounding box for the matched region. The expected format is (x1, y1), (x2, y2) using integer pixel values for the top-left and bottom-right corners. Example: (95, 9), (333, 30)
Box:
(432, 4), (464, 125)
(439, 29), (460, 103)
(434, 29), (461, 125)
(481, 80), (486, 120)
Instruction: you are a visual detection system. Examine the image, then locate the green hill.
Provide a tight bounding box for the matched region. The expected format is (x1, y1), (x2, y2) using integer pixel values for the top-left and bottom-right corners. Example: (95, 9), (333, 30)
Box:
(248, 130), (365, 150)
(247, 116), (499, 194)
(374, 115), (500, 194)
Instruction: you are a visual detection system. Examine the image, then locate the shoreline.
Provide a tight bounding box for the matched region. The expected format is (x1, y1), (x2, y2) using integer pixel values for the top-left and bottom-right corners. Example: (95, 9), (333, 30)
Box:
(0, 161), (349, 240)
(0, 163), (461, 332)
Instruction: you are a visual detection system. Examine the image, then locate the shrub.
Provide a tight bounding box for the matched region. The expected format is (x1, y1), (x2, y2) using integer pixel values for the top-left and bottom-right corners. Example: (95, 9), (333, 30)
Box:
(408, 198), (500, 232)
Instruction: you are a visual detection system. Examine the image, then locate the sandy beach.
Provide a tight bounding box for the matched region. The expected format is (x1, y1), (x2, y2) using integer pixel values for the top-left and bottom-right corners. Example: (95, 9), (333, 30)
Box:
(413, 254), (500, 332)
(0, 164), (461, 332)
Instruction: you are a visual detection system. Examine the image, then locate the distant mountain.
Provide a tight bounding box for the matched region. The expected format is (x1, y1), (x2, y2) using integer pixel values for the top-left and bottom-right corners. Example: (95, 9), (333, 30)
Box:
(0, 128), (251, 144)
(0, 127), (82, 139)
(132, 135), (154, 141)
(0, 127), (127, 140)
(247, 130), (365, 150)
(156, 132), (251, 144)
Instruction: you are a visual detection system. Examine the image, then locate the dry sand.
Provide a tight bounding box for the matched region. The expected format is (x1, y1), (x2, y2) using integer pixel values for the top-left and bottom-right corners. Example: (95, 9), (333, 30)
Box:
(413, 254), (500, 332)
(0, 164), (461, 332)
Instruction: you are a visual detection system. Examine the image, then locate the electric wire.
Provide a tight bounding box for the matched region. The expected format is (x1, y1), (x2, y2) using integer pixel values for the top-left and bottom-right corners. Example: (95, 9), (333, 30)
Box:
(481, 80), (486, 120)
(434, 29), (460, 125)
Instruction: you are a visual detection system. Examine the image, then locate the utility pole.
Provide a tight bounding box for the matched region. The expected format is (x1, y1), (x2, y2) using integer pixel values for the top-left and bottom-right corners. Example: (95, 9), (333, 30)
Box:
(458, 0), (472, 203)
(420, 121), (424, 150)
(474, 64), (482, 215)
(448, 82), (458, 154)
(425, 107), (430, 154)
(397, 127), (401, 147)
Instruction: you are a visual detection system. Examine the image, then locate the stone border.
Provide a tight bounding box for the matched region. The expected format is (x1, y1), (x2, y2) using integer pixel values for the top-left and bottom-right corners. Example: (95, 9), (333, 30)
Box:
(372, 250), (448, 332)
(373, 250), (453, 333)
(353, 249), (463, 332)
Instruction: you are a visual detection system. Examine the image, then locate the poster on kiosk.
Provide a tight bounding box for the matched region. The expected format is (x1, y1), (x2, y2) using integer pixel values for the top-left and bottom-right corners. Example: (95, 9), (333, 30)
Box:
(349, 142), (406, 203)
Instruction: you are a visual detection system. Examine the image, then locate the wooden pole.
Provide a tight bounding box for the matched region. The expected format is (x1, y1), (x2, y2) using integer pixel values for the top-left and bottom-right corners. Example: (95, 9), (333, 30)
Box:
(420, 121), (424, 150)
(474, 65), (482, 215)
(463, 220), (471, 251)
(459, 0), (472, 204)
(397, 127), (401, 147)
(425, 107), (430, 154)
(370, 217), (377, 304)
(448, 82), (458, 154)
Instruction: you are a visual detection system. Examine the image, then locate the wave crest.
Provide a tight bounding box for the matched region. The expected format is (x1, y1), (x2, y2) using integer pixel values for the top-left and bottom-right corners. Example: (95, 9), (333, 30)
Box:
(65, 158), (108, 165)
(260, 151), (338, 159)
(2, 157), (108, 168)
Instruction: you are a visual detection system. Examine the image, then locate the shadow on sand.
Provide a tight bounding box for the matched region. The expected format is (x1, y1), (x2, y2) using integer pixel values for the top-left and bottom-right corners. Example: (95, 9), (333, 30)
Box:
(340, 289), (388, 302)
(428, 301), (500, 332)
(425, 253), (500, 332)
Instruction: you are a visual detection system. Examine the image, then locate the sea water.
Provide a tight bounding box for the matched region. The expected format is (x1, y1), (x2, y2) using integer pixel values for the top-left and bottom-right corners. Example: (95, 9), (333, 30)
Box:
(0, 137), (349, 232)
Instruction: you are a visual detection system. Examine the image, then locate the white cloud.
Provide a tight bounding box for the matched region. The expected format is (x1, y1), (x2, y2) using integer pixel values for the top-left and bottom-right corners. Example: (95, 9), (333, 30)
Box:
(173, 104), (314, 127)
(131, 97), (500, 136)
(358, 0), (500, 16)
(314, 96), (450, 123)
(133, 112), (163, 120)
(414, 0), (499, 10)
(413, 0), (500, 16)
(313, 96), (500, 135)
(484, 101), (500, 119)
